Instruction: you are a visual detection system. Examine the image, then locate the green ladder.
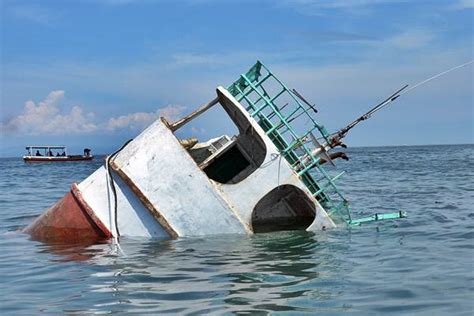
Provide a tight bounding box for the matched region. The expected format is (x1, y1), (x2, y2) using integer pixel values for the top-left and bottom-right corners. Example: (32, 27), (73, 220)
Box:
(227, 61), (407, 226)
(228, 61), (352, 224)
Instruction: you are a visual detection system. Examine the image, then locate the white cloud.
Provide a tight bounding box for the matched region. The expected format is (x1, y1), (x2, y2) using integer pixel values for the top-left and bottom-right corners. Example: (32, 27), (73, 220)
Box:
(106, 105), (186, 131)
(190, 126), (207, 134)
(101, 0), (136, 4)
(106, 112), (158, 131)
(277, 0), (410, 15)
(387, 30), (435, 49)
(158, 104), (187, 121)
(284, 0), (408, 9)
(1, 90), (97, 135)
(0, 90), (187, 135)
(172, 53), (223, 66)
(454, 0), (474, 9)
(96, 0), (146, 5)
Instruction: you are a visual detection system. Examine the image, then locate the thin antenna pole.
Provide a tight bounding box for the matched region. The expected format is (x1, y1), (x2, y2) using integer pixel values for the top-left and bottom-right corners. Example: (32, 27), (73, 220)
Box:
(334, 60), (474, 141)
(401, 60), (474, 96)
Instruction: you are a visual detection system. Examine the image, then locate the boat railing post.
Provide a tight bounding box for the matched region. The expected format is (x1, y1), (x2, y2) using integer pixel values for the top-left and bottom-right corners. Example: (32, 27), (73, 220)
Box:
(170, 97), (219, 131)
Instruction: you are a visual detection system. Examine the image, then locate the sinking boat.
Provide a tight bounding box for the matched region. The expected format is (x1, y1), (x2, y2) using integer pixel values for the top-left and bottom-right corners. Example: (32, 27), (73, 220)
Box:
(23, 146), (93, 162)
(24, 61), (406, 242)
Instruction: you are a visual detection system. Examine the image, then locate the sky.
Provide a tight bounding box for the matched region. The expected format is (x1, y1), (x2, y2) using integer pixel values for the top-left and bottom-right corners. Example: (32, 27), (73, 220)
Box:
(1, 0), (473, 157)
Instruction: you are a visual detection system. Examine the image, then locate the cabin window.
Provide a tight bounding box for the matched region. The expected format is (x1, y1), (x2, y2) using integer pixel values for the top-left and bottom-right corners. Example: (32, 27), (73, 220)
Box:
(202, 144), (250, 183)
(171, 88), (267, 184)
(251, 185), (316, 233)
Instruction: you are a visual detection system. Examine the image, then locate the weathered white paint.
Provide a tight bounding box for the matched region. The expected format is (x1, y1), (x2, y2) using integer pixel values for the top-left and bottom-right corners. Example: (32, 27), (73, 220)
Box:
(71, 85), (337, 239)
(213, 87), (336, 231)
(111, 119), (248, 237)
(78, 166), (169, 238)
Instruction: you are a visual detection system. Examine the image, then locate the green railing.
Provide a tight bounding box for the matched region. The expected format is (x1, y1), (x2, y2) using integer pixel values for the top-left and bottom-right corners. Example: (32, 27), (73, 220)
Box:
(227, 61), (352, 224)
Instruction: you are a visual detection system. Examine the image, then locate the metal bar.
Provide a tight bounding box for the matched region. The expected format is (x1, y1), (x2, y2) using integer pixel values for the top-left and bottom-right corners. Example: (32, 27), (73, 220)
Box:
(348, 211), (407, 226)
(282, 130), (313, 154)
(255, 73), (272, 88)
(235, 85), (256, 111)
(307, 164), (345, 201)
(241, 73), (301, 141)
(228, 61), (354, 224)
(267, 103), (289, 120)
(236, 84), (275, 134)
(233, 72), (272, 105)
(257, 61), (329, 140)
(170, 97), (219, 131)
(312, 171), (346, 196)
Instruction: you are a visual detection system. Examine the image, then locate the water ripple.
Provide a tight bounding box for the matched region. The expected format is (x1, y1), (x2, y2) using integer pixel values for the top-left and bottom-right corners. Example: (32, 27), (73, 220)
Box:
(0, 146), (473, 314)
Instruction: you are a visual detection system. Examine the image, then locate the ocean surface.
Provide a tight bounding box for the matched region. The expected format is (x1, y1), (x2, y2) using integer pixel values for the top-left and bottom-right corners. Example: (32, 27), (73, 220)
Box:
(0, 144), (472, 315)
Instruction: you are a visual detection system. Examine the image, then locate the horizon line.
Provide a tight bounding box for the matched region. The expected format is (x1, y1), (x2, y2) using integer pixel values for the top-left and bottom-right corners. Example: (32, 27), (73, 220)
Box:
(1, 142), (472, 159)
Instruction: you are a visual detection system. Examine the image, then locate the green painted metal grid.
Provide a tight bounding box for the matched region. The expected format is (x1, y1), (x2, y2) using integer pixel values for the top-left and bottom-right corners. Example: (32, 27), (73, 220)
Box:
(227, 61), (352, 224)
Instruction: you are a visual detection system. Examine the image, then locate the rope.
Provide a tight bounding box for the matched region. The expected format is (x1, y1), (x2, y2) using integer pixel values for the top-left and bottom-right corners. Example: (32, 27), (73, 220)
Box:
(106, 138), (134, 238)
(277, 154), (283, 187)
(401, 60), (474, 96)
(373, 60), (474, 115)
(335, 59), (474, 139)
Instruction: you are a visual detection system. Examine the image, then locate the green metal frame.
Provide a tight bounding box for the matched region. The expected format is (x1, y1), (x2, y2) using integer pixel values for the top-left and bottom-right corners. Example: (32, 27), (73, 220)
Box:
(348, 211), (407, 226)
(227, 61), (406, 226)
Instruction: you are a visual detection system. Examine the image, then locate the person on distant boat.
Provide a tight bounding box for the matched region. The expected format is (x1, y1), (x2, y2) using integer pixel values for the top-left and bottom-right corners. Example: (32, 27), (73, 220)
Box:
(56, 152), (61, 157)
(35, 150), (42, 156)
(61, 152), (66, 156)
(48, 149), (53, 156)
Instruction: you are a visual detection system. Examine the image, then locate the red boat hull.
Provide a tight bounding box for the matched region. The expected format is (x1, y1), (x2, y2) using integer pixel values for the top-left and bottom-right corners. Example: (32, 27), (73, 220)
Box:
(24, 184), (111, 242)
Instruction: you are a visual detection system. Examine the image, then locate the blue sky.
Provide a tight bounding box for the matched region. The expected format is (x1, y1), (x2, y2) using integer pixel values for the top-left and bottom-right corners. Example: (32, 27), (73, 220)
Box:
(1, 0), (473, 157)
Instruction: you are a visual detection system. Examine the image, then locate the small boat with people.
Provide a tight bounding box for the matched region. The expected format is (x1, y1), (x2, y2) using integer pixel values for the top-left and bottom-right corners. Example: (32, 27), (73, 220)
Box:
(23, 146), (93, 162)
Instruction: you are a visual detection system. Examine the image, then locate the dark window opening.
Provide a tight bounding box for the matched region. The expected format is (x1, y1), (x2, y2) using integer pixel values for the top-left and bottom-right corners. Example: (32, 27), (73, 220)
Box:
(203, 145), (250, 183)
(173, 88), (267, 185)
(252, 185), (316, 233)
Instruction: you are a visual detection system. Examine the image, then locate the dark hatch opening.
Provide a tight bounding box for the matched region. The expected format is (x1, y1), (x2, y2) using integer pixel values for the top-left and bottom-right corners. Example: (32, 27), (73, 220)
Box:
(172, 88), (267, 184)
(251, 185), (316, 233)
(203, 145), (250, 183)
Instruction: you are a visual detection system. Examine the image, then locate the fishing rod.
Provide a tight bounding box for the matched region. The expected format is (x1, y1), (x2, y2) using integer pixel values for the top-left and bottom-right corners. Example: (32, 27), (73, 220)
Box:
(335, 84), (408, 139)
(330, 60), (474, 146)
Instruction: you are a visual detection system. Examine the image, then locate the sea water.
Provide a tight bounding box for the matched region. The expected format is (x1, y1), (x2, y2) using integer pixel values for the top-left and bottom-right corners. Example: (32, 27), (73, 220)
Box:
(0, 145), (472, 315)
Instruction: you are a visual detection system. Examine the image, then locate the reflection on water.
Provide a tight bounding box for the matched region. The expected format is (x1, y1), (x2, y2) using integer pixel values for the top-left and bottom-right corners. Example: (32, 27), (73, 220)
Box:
(37, 239), (110, 262)
(31, 231), (346, 314)
(1, 145), (473, 314)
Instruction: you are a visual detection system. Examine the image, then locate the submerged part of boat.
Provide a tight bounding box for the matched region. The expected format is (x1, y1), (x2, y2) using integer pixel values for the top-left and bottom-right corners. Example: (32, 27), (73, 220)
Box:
(24, 61), (405, 242)
(23, 184), (111, 241)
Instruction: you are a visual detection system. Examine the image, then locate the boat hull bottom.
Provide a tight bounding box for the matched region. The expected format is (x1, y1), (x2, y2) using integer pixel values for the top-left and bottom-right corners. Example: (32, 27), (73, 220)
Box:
(24, 189), (111, 242)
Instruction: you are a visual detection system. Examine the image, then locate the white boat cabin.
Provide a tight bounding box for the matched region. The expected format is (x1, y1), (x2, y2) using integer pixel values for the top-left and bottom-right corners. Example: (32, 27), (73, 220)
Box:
(24, 146), (68, 158)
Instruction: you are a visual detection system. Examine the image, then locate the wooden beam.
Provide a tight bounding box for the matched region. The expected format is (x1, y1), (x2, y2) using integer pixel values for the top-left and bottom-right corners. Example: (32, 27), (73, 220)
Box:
(170, 97), (219, 131)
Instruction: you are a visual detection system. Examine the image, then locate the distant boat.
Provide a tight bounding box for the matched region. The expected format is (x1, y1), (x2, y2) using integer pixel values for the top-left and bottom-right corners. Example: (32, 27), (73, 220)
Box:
(23, 146), (94, 162)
